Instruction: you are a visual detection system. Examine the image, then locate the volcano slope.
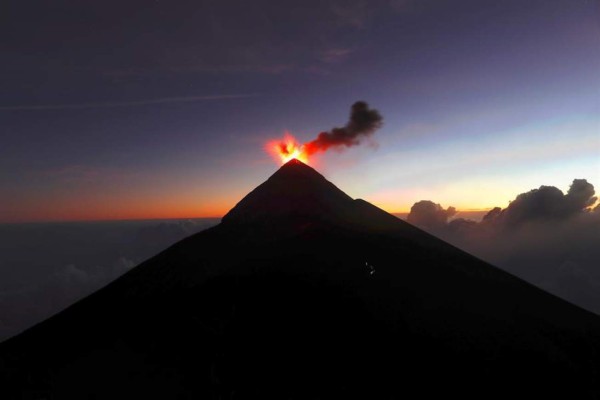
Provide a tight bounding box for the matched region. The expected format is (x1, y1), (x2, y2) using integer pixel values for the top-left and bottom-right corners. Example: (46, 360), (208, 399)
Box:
(2, 159), (600, 399)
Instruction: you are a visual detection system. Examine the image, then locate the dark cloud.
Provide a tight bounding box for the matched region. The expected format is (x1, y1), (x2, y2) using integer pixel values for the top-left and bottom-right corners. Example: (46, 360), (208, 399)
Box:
(405, 179), (600, 315)
(304, 101), (383, 155)
(447, 218), (477, 234)
(482, 207), (501, 222)
(482, 179), (597, 228)
(567, 178), (598, 211)
(407, 200), (456, 233)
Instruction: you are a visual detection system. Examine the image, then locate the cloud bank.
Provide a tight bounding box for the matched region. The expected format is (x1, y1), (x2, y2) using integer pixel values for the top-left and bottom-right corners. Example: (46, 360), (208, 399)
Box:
(406, 179), (600, 314)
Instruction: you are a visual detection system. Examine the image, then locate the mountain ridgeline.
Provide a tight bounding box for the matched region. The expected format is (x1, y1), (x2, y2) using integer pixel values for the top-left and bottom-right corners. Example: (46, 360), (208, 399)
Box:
(2, 159), (600, 399)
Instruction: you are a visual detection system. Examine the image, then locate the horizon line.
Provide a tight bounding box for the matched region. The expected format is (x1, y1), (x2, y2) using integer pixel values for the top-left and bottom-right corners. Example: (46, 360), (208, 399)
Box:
(0, 207), (498, 225)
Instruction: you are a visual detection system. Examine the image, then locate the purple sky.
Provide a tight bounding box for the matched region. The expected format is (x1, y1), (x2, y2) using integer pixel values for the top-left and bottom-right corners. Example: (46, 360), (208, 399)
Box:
(1, 0), (599, 222)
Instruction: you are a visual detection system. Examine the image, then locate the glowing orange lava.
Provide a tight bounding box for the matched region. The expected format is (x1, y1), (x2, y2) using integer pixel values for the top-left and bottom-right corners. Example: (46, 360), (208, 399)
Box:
(266, 132), (309, 164)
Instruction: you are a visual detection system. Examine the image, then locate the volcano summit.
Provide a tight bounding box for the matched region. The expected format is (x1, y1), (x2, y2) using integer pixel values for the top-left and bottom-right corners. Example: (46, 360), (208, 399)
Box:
(2, 160), (600, 399)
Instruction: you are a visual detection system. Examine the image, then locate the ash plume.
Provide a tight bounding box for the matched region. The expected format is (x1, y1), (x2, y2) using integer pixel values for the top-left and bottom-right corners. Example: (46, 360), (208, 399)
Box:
(304, 101), (383, 155)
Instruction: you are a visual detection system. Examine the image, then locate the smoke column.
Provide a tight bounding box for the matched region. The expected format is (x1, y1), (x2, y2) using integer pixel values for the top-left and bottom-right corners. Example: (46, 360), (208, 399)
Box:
(303, 101), (383, 155)
(266, 101), (383, 164)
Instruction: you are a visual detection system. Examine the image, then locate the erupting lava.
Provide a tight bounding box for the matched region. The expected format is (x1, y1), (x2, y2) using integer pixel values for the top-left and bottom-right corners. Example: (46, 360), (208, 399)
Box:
(266, 132), (309, 164)
(265, 101), (383, 166)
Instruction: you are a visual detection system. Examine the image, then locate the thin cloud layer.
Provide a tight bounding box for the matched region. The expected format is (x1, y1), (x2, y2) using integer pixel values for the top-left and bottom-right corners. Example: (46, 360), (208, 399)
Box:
(0, 219), (218, 342)
(0, 94), (257, 111)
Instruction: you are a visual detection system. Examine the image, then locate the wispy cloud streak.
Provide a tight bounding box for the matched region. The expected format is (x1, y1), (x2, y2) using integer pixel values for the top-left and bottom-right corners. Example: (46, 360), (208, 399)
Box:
(0, 94), (257, 111)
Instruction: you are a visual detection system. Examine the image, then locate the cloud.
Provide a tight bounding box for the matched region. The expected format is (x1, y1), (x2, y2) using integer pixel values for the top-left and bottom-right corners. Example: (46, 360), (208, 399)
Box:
(39, 165), (141, 184)
(405, 179), (600, 315)
(0, 94), (258, 111)
(0, 218), (218, 343)
(320, 48), (354, 63)
(407, 200), (456, 233)
(482, 179), (597, 228)
(43, 165), (103, 182)
(539, 260), (600, 313)
(0, 257), (136, 342)
(331, 1), (370, 28)
(389, 0), (412, 12)
(567, 179), (598, 210)
(134, 220), (209, 247)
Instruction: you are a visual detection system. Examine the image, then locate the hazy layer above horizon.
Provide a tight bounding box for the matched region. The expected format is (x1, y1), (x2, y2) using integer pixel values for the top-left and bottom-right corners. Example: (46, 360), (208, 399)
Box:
(0, 218), (219, 342)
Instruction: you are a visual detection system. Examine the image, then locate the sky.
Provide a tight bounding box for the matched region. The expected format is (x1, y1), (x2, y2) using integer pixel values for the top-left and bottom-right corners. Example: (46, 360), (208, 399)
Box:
(1, 0), (599, 223)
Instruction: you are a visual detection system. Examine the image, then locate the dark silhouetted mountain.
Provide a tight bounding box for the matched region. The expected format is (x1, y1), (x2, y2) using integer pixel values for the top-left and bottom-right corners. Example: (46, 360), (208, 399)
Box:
(2, 159), (600, 399)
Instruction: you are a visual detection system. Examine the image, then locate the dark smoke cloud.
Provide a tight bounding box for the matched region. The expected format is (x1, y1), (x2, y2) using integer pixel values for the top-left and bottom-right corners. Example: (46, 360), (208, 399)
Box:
(405, 179), (600, 315)
(304, 101), (383, 155)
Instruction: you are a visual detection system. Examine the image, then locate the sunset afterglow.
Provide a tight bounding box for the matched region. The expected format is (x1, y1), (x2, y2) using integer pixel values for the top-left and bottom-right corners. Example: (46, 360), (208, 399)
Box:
(4, 2), (600, 397)
(1, 1), (598, 223)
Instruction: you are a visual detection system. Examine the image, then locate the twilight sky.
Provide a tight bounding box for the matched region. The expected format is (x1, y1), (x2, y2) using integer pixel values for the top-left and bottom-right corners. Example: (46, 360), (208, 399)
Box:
(1, 0), (599, 222)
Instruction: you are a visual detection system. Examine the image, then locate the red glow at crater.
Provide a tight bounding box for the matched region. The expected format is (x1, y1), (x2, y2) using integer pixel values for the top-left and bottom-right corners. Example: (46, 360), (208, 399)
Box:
(266, 132), (310, 165)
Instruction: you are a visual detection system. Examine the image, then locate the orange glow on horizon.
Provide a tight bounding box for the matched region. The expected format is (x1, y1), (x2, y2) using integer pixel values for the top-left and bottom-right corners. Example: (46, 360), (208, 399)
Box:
(1, 194), (234, 224)
(2, 191), (499, 224)
(266, 132), (310, 165)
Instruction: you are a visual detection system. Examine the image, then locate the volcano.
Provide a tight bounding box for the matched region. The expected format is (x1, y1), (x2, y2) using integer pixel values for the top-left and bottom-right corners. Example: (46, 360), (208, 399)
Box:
(2, 159), (600, 399)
